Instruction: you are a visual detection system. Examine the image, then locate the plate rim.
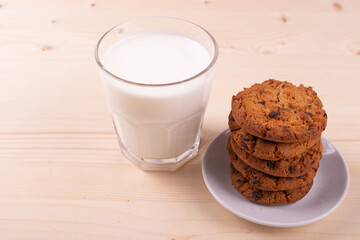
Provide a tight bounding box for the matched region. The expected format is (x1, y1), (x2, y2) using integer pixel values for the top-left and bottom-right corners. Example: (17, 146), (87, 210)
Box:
(202, 129), (350, 227)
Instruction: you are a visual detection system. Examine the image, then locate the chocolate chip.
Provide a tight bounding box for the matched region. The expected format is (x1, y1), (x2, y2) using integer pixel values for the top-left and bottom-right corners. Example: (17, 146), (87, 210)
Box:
(288, 165), (295, 173)
(259, 90), (264, 94)
(252, 179), (260, 185)
(267, 161), (275, 169)
(298, 175), (305, 179)
(232, 168), (238, 174)
(258, 101), (265, 105)
(308, 127), (314, 131)
(241, 137), (250, 142)
(269, 100), (274, 102)
(269, 110), (280, 118)
(241, 142), (249, 150)
(251, 176), (260, 185)
(308, 105), (311, 109)
(281, 84), (285, 88)
(236, 179), (242, 183)
(231, 128), (239, 132)
(324, 112), (327, 118)
(305, 112), (313, 117)
(229, 117), (235, 122)
(268, 81), (274, 85)
(252, 191), (261, 200)
(311, 160), (315, 164)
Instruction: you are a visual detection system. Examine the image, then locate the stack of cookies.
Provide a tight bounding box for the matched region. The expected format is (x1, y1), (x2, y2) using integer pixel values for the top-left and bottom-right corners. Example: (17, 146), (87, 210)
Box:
(227, 79), (327, 205)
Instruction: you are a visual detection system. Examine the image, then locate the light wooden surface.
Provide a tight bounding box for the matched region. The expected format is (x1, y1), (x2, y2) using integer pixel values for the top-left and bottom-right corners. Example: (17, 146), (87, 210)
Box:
(1, 0), (359, 239)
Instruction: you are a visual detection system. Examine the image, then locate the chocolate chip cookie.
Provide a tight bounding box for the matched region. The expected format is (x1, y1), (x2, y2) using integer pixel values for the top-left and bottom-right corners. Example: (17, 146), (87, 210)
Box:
(229, 136), (323, 177)
(231, 79), (327, 143)
(229, 111), (320, 160)
(227, 140), (319, 191)
(231, 164), (313, 205)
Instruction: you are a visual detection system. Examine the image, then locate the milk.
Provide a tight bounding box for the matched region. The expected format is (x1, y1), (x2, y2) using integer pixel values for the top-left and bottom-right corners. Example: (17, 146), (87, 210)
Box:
(100, 32), (214, 159)
(102, 33), (211, 84)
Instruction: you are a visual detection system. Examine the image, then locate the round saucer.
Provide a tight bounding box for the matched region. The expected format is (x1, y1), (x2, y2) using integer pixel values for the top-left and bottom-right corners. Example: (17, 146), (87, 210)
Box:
(202, 130), (350, 227)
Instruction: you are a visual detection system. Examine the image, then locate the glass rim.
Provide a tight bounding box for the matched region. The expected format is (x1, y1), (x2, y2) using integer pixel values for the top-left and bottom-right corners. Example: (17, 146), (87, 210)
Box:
(94, 16), (218, 87)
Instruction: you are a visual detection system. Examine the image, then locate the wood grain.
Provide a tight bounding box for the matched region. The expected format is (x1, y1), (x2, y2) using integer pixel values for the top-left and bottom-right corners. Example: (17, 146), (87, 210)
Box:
(0, 0), (359, 239)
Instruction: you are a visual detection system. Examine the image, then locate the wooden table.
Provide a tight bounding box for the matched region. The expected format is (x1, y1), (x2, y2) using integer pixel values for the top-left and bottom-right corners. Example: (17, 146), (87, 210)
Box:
(1, 0), (359, 239)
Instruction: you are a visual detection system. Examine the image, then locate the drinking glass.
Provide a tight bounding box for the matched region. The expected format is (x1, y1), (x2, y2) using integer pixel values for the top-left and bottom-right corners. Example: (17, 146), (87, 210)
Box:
(95, 17), (218, 171)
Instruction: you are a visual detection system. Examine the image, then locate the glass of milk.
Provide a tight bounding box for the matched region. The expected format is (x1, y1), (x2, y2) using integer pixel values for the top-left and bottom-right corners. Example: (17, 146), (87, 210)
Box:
(95, 17), (218, 171)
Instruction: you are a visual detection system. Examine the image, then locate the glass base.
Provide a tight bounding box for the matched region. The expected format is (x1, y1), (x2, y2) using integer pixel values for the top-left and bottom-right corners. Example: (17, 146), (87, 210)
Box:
(117, 132), (201, 171)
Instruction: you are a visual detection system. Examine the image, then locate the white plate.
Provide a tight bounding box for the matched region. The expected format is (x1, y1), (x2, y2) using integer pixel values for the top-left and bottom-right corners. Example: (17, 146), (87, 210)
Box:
(202, 130), (350, 227)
